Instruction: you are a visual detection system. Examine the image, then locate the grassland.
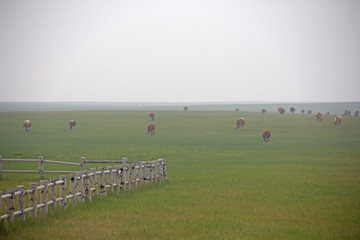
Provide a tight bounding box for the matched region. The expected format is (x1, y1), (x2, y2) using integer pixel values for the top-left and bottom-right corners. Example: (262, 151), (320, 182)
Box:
(0, 110), (359, 239)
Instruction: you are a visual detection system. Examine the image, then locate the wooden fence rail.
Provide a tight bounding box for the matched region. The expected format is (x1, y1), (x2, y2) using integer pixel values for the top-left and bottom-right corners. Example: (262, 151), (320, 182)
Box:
(0, 158), (168, 223)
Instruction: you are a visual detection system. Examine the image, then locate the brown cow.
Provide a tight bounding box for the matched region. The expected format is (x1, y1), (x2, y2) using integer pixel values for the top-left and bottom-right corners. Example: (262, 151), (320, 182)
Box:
(301, 109), (305, 114)
(343, 109), (351, 116)
(290, 107), (296, 114)
(235, 117), (246, 130)
(148, 112), (155, 121)
(334, 116), (342, 126)
(23, 120), (32, 134)
(262, 129), (271, 143)
(146, 122), (156, 136)
(184, 106), (189, 111)
(261, 109), (267, 114)
(307, 110), (312, 114)
(69, 120), (76, 131)
(315, 112), (322, 122)
(354, 109), (359, 117)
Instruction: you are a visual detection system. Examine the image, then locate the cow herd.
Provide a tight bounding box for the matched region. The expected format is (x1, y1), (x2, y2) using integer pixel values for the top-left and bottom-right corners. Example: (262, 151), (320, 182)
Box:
(21, 106), (358, 143)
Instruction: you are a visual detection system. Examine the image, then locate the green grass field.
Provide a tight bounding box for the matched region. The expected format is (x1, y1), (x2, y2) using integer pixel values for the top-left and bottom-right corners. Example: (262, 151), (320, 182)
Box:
(0, 110), (359, 239)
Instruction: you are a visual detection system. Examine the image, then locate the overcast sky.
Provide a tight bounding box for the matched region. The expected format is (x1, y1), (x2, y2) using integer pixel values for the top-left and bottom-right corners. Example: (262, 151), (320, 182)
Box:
(0, 0), (359, 102)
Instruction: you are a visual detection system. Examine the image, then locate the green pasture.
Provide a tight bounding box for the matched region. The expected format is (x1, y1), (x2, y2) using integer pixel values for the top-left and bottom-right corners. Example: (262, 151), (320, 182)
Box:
(0, 110), (359, 239)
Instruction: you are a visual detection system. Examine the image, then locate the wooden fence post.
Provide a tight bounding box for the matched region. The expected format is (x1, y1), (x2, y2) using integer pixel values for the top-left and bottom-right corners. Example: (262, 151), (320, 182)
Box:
(59, 175), (67, 208)
(69, 172), (77, 205)
(82, 170), (91, 201)
(5, 188), (15, 223)
(81, 157), (86, 171)
(163, 158), (168, 181)
(38, 156), (44, 180)
(106, 166), (114, 193)
(90, 168), (98, 196)
(0, 191), (2, 219)
(40, 180), (48, 215)
(17, 185), (26, 221)
(114, 166), (120, 192)
(76, 172), (84, 203)
(98, 167), (106, 196)
(50, 178), (57, 208)
(29, 182), (38, 218)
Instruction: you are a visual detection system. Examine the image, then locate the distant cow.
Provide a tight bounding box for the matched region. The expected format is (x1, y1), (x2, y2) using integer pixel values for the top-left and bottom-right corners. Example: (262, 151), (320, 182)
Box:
(148, 112), (155, 121)
(69, 120), (76, 131)
(301, 109), (305, 114)
(354, 109), (359, 117)
(261, 109), (267, 114)
(315, 112), (322, 122)
(343, 109), (351, 116)
(146, 122), (156, 136)
(235, 117), (246, 130)
(334, 116), (342, 126)
(307, 110), (312, 115)
(278, 107), (286, 115)
(290, 107), (296, 114)
(23, 120), (32, 134)
(326, 112), (330, 115)
(184, 106), (188, 111)
(235, 108), (239, 112)
(262, 129), (271, 143)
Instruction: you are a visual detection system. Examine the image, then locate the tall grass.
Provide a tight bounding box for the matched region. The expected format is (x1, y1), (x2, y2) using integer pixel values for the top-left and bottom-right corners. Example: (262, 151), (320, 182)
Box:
(0, 110), (359, 239)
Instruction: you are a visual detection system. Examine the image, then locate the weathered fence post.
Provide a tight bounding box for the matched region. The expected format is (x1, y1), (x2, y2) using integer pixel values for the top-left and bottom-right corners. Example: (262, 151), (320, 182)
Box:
(81, 157), (86, 171)
(5, 188), (15, 222)
(38, 156), (44, 180)
(135, 163), (140, 188)
(163, 158), (168, 181)
(50, 178), (57, 208)
(0, 191), (2, 218)
(69, 172), (77, 205)
(40, 180), (48, 214)
(114, 166), (121, 192)
(106, 166), (114, 193)
(29, 182), (38, 218)
(76, 172), (84, 203)
(17, 185), (26, 221)
(122, 158), (130, 190)
(82, 170), (91, 201)
(90, 168), (98, 196)
(98, 167), (106, 196)
(59, 175), (67, 208)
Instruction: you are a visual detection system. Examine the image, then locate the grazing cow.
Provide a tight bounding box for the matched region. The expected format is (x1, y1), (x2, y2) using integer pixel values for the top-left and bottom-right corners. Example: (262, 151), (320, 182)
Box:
(184, 106), (189, 111)
(261, 109), (267, 114)
(146, 122), (156, 136)
(307, 110), (312, 114)
(23, 120), (32, 134)
(326, 112), (330, 115)
(290, 107), (296, 114)
(235, 108), (239, 112)
(315, 112), (322, 122)
(148, 112), (155, 121)
(235, 117), (246, 130)
(301, 109), (305, 114)
(334, 116), (342, 126)
(69, 120), (76, 131)
(354, 109), (359, 117)
(278, 107), (286, 115)
(343, 109), (351, 116)
(262, 129), (271, 143)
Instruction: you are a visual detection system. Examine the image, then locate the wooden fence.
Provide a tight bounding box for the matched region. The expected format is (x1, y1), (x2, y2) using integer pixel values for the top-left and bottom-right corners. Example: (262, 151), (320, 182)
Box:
(0, 158), (168, 223)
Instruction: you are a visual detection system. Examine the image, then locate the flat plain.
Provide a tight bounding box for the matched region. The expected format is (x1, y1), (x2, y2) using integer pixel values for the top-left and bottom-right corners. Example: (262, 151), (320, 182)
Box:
(0, 109), (359, 239)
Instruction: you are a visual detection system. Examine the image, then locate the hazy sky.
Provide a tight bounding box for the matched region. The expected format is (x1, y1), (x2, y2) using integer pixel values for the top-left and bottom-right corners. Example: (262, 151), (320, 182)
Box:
(0, 0), (359, 102)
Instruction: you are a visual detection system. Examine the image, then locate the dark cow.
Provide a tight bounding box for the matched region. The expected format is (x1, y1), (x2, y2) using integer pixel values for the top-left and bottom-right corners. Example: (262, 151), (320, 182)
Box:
(307, 110), (312, 115)
(262, 129), (271, 143)
(146, 122), (156, 136)
(278, 107), (286, 115)
(301, 109), (305, 114)
(315, 112), (322, 122)
(184, 106), (189, 111)
(235, 117), (246, 130)
(290, 107), (296, 114)
(334, 116), (342, 126)
(148, 112), (155, 121)
(343, 109), (351, 116)
(23, 120), (32, 134)
(69, 120), (76, 131)
(261, 109), (267, 114)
